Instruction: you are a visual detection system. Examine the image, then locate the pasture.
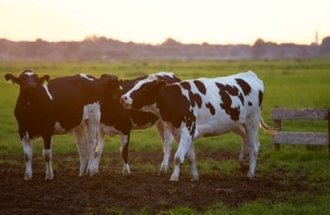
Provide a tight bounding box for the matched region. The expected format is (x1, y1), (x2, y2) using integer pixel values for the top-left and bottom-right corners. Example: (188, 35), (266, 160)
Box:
(0, 59), (329, 214)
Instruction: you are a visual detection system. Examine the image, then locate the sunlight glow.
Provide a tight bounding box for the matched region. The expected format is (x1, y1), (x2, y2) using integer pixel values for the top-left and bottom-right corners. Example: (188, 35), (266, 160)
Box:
(0, 0), (329, 44)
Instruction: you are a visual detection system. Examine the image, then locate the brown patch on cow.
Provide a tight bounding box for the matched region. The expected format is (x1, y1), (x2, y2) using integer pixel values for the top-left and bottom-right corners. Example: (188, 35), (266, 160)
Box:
(258, 90), (263, 106)
(157, 84), (196, 138)
(188, 91), (202, 108)
(193, 80), (207, 95)
(235, 78), (251, 96)
(238, 93), (245, 105)
(205, 102), (216, 115)
(216, 83), (241, 121)
(180, 82), (191, 91)
(248, 101), (253, 106)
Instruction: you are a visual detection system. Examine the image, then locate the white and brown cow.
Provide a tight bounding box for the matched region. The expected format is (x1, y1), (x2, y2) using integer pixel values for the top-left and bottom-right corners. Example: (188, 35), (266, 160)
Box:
(92, 72), (180, 175)
(5, 70), (102, 180)
(121, 71), (270, 181)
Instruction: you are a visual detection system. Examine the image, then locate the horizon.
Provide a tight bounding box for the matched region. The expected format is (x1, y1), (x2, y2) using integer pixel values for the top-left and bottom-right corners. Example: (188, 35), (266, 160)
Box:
(1, 35), (329, 46)
(1, 0), (330, 45)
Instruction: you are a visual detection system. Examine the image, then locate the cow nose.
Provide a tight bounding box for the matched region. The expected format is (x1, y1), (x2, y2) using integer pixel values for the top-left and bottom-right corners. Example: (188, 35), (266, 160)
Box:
(120, 96), (128, 105)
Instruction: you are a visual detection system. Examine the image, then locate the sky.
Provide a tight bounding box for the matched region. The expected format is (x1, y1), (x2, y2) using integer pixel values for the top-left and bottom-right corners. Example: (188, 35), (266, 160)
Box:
(0, 0), (329, 45)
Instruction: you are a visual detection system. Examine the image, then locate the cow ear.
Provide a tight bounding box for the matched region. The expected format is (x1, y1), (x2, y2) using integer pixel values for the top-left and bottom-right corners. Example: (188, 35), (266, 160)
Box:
(39, 75), (50, 84)
(118, 79), (124, 90)
(100, 74), (119, 85)
(4, 73), (20, 84)
(100, 74), (122, 90)
(155, 80), (167, 89)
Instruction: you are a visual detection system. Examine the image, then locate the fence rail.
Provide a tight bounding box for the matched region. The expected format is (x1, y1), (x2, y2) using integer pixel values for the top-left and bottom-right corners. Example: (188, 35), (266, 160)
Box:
(271, 108), (330, 155)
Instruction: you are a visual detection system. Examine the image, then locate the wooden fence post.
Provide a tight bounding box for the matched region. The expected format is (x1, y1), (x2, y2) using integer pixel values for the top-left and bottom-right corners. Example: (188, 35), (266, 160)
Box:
(273, 119), (281, 150)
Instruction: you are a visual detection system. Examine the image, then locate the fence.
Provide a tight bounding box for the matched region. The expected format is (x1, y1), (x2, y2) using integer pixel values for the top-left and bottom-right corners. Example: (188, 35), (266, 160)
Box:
(271, 108), (330, 155)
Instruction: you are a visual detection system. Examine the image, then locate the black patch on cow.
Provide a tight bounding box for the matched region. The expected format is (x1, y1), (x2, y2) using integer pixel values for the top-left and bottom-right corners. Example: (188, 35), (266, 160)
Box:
(130, 110), (158, 127)
(11, 73), (103, 141)
(157, 84), (196, 138)
(193, 80), (207, 95)
(128, 73), (181, 111)
(188, 91), (202, 108)
(129, 81), (159, 110)
(238, 93), (245, 105)
(216, 83), (241, 121)
(180, 82), (191, 91)
(205, 102), (216, 115)
(235, 78), (252, 96)
(100, 76), (160, 134)
(180, 81), (203, 109)
(258, 90), (263, 107)
(248, 101), (253, 106)
(48, 75), (102, 131)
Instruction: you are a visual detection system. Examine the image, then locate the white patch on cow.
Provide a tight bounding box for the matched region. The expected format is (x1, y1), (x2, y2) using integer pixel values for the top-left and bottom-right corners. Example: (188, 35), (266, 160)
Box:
(100, 124), (122, 136)
(22, 133), (32, 180)
(82, 101), (101, 176)
(131, 119), (154, 129)
(122, 71), (173, 106)
(83, 102), (101, 122)
(24, 71), (35, 76)
(80, 73), (94, 81)
(43, 148), (54, 180)
(155, 71), (175, 78)
(123, 163), (131, 175)
(43, 84), (53, 100)
(140, 103), (159, 115)
(54, 122), (67, 134)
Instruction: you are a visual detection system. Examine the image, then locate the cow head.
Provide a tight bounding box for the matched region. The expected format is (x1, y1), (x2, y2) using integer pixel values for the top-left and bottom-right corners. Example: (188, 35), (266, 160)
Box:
(99, 74), (122, 100)
(121, 76), (167, 112)
(5, 70), (50, 100)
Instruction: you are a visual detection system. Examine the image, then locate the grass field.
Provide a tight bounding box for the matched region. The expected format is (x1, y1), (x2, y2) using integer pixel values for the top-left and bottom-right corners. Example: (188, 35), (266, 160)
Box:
(0, 59), (330, 214)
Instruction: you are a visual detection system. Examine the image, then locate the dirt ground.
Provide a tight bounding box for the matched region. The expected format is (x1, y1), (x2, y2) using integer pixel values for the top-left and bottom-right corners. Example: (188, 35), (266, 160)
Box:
(0, 150), (313, 214)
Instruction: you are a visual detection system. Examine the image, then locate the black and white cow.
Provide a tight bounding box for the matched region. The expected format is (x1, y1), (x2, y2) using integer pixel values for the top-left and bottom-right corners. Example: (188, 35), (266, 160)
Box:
(5, 70), (102, 180)
(121, 71), (271, 181)
(92, 72), (180, 175)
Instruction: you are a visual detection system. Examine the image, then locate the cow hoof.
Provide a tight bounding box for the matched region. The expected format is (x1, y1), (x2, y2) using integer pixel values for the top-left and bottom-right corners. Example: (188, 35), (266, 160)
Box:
(170, 174), (179, 182)
(239, 163), (249, 173)
(44, 173), (54, 180)
(123, 164), (131, 175)
(191, 173), (199, 181)
(24, 173), (32, 181)
(123, 169), (131, 176)
(247, 173), (255, 180)
(88, 168), (98, 177)
(159, 164), (169, 174)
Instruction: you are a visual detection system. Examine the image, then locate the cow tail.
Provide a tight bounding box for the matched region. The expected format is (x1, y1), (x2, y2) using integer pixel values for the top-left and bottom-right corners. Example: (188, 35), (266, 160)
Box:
(259, 116), (277, 135)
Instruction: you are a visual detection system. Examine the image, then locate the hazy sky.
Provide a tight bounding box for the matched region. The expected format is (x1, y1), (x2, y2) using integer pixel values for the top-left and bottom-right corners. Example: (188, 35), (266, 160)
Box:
(1, 0), (329, 44)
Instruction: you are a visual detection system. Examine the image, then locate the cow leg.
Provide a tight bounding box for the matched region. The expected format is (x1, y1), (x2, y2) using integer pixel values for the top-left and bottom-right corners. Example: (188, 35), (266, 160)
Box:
(170, 134), (192, 181)
(233, 125), (249, 172)
(43, 135), (54, 180)
(120, 134), (131, 175)
(156, 121), (174, 173)
(187, 143), (199, 181)
(86, 106), (101, 176)
(22, 133), (33, 180)
(245, 116), (260, 179)
(92, 129), (105, 175)
(74, 124), (88, 176)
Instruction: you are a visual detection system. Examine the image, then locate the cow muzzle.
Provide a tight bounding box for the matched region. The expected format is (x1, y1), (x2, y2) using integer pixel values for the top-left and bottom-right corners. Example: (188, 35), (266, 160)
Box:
(120, 95), (132, 109)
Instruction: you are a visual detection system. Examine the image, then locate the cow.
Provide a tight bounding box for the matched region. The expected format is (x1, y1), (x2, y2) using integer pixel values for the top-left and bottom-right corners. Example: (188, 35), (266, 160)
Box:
(120, 71), (271, 181)
(92, 72), (180, 175)
(5, 70), (102, 180)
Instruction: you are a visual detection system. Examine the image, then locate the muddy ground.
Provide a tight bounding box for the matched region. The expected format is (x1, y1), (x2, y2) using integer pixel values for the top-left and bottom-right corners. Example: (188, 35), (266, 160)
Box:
(0, 150), (315, 214)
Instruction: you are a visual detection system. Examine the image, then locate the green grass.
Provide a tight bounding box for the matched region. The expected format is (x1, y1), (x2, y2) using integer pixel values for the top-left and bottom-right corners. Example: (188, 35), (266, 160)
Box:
(1, 59), (330, 214)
